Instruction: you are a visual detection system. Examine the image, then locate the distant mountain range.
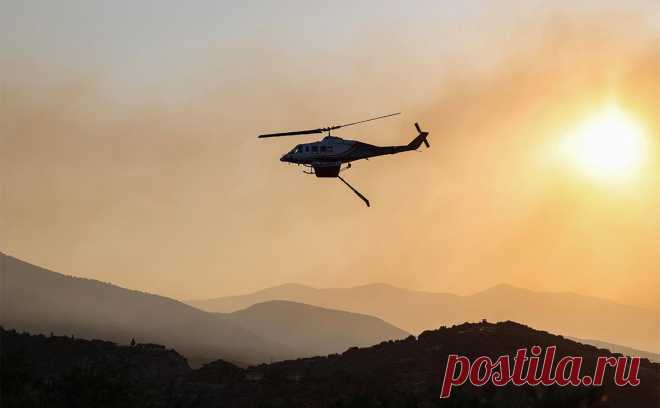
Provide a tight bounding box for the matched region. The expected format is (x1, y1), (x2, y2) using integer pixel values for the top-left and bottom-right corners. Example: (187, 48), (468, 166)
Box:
(4, 250), (657, 370)
(189, 282), (660, 354)
(224, 300), (408, 357)
(0, 253), (407, 366)
(568, 337), (660, 364)
(4, 321), (658, 407)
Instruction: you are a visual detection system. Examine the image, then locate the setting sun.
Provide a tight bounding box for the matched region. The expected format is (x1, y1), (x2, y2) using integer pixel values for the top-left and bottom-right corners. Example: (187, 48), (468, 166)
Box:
(560, 104), (647, 184)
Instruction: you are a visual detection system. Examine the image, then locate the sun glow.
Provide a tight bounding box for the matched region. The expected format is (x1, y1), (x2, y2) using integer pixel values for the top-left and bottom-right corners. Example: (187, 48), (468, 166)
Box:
(560, 104), (647, 184)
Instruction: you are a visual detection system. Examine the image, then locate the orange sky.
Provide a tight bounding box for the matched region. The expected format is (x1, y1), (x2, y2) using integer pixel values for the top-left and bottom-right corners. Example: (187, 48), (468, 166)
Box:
(1, 7), (659, 309)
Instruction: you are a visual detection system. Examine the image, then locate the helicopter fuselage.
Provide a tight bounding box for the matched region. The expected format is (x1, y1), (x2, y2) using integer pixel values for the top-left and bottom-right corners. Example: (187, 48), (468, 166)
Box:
(280, 134), (422, 177)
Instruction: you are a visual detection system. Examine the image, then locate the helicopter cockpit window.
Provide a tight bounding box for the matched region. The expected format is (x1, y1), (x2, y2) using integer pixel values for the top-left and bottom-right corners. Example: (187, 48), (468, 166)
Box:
(291, 145), (303, 154)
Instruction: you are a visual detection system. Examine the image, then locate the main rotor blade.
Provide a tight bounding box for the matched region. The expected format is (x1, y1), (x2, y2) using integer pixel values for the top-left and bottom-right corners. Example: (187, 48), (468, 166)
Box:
(257, 112), (399, 138)
(258, 127), (334, 138)
(337, 112), (400, 129)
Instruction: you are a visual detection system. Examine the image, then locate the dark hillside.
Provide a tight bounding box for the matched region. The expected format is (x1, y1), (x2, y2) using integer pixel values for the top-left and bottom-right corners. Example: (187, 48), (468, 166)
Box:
(0, 327), (189, 407)
(184, 321), (659, 407)
(3, 322), (658, 407)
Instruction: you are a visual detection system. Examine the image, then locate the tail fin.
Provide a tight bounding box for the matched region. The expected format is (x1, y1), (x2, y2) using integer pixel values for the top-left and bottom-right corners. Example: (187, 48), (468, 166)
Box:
(408, 123), (430, 149)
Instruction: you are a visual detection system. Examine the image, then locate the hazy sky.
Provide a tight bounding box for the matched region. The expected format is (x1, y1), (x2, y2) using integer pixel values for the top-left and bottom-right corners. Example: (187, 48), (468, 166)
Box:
(2, 1), (659, 309)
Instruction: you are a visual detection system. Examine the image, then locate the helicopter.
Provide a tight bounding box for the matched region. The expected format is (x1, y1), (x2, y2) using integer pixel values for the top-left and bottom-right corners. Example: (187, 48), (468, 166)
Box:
(258, 112), (429, 207)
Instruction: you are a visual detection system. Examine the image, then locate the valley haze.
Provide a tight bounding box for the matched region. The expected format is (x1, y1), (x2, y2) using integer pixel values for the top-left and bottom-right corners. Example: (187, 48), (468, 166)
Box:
(0, 252), (408, 366)
(189, 282), (660, 355)
(2, 251), (657, 368)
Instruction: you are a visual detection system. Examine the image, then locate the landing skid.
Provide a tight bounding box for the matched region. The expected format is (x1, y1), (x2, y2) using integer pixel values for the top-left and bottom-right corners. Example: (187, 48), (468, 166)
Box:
(338, 175), (370, 207)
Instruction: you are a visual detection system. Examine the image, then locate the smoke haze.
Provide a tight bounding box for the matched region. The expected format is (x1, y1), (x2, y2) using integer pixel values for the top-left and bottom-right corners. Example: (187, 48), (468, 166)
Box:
(2, 7), (659, 310)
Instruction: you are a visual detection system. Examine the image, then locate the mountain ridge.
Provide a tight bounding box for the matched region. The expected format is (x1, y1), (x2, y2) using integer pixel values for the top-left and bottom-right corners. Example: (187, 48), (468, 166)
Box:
(0, 252), (409, 366)
(189, 281), (660, 354)
(221, 300), (408, 357)
(196, 281), (655, 311)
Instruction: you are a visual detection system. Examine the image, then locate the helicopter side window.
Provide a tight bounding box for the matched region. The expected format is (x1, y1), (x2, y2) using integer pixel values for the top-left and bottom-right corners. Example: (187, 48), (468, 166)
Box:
(320, 146), (327, 152)
(312, 146), (318, 152)
(305, 146), (309, 152)
(327, 146), (333, 152)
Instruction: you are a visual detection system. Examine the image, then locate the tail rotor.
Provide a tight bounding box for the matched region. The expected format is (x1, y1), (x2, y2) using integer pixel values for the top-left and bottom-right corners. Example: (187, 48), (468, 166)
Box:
(415, 123), (430, 148)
